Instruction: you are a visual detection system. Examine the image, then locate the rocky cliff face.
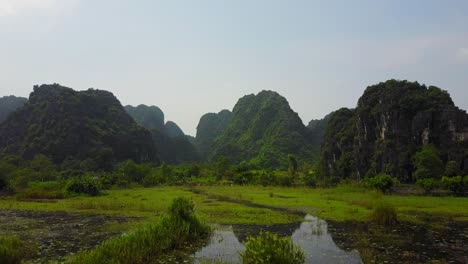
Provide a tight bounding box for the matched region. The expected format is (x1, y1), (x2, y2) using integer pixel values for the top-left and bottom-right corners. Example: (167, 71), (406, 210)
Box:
(0, 84), (157, 166)
(0, 95), (27, 123)
(320, 80), (468, 182)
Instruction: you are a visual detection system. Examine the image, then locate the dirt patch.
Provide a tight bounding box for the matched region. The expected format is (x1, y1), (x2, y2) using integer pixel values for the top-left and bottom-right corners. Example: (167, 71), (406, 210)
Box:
(0, 209), (138, 263)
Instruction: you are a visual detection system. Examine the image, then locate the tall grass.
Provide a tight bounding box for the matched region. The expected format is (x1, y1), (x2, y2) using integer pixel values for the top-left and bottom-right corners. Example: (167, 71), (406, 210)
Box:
(0, 236), (24, 264)
(370, 200), (398, 226)
(68, 197), (210, 264)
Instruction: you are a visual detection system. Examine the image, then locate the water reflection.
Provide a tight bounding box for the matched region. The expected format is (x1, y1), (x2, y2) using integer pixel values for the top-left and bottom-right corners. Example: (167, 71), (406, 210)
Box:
(193, 215), (362, 264)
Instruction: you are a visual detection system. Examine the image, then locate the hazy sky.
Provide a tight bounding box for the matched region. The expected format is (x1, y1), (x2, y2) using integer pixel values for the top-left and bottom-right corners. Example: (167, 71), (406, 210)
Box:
(1, 0), (467, 135)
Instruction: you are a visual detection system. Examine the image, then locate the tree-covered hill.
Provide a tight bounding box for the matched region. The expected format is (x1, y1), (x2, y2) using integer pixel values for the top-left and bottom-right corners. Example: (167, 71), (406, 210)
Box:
(319, 80), (468, 182)
(0, 84), (158, 168)
(124, 105), (164, 130)
(208, 90), (317, 168)
(194, 109), (232, 159)
(125, 104), (199, 164)
(0, 95), (27, 123)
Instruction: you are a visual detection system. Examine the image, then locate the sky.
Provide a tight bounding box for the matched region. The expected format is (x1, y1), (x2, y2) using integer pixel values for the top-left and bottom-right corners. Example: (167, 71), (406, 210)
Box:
(0, 0), (467, 136)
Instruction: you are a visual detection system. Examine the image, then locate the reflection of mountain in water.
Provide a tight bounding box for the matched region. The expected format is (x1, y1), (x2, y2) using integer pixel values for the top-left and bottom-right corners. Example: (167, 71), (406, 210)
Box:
(192, 215), (362, 264)
(293, 215), (362, 264)
(193, 227), (244, 264)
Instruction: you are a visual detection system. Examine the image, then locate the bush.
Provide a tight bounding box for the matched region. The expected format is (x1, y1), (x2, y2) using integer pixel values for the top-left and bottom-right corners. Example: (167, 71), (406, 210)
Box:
(241, 231), (305, 264)
(16, 181), (65, 200)
(416, 178), (439, 195)
(66, 175), (102, 196)
(441, 176), (467, 196)
(371, 200), (397, 226)
(305, 172), (317, 188)
(0, 236), (23, 264)
(364, 173), (394, 193)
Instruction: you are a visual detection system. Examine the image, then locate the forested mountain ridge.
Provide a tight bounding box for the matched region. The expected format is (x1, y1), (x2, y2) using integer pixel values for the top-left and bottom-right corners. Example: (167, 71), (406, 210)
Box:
(319, 80), (468, 182)
(0, 95), (27, 123)
(208, 90), (317, 167)
(0, 84), (157, 169)
(125, 104), (199, 164)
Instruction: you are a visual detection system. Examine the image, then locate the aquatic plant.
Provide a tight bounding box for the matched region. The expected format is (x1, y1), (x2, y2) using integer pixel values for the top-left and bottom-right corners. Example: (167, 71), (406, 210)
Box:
(0, 236), (24, 264)
(370, 200), (397, 226)
(241, 231), (305, 264)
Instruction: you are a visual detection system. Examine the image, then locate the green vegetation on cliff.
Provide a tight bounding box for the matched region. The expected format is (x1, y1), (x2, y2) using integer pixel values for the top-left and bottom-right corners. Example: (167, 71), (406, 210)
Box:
(0, 96), (27, 123)
(319, 80), (468, 183)
(208, 91), (317, 168)
(125, 104), (199, 164)
(0, 84), (157, 168)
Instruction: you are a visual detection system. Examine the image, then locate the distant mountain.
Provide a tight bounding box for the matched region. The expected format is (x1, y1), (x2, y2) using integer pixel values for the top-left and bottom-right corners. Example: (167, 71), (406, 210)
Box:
(307, 112), (333, 152)
(0, 96), (27, 123)
(319, 80), (468, 182)
(0, 84), (157, 169)
(125, 104), (199, 164)
(208, 90), (317, 168)
(195, 110), (232, 159)
(124, 105), (164, 130)
(164, 121), (185, 138)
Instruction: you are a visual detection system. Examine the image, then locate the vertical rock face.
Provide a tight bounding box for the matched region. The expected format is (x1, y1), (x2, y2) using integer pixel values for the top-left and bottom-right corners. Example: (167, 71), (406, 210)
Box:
(0, 84), (158, 166)
(195, 109), (232, 159)
(0, 96), (28, 123)
(320, 80), (468, 182)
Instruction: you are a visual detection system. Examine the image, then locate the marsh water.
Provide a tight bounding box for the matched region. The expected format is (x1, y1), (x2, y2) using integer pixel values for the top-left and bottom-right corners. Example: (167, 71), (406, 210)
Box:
(192, 214), (362, 264)
(191, 214), (468, 264)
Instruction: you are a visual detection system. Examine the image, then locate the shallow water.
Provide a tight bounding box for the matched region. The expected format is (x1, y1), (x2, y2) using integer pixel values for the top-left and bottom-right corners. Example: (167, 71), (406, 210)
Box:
(192, 214), (362, 264)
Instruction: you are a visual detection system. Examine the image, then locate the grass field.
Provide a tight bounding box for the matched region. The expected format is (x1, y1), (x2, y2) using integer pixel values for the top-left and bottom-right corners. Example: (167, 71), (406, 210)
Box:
(1, 185), (467, 263)
(1, 185), (466, 227)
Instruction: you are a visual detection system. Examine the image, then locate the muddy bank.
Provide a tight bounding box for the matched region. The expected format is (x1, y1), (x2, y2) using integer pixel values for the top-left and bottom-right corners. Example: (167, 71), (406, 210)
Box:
(0, 209), (137, 263)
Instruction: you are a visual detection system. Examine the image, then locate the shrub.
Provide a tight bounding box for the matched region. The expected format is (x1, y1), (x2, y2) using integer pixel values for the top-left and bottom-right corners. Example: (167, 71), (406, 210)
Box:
(66, 175), (102, 196)
(305, 172), (317, 188)
(16, 181), (65, 200)
(416, 178), (439, 195)
(364, 173), (394, 193)
(241, 231), (305, 264)
(441, 176), (467, 196)
(371, 200), (397, 226)
(0, 236), (23, 264)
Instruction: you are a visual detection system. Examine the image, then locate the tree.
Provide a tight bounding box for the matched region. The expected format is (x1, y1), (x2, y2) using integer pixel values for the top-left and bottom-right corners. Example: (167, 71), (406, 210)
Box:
(30, 154), (57, 182)
(413, 145), (444, 181)
(444, 161), (461, 177)
(288, 154), (298, 179)
(215, 156), (230, 180)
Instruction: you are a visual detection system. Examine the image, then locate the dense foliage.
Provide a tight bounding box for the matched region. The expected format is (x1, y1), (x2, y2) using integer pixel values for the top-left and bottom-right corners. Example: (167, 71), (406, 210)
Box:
(0, 84), (157, 169)
(241, 231), (305, 264)
(319, 80), (468, 183)
(208, 91), (317, 168)
(0, 96), (27, 124)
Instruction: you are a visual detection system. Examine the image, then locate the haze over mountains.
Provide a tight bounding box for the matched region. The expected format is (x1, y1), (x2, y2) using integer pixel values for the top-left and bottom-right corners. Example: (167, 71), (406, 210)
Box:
(0, 80), (467, 181)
